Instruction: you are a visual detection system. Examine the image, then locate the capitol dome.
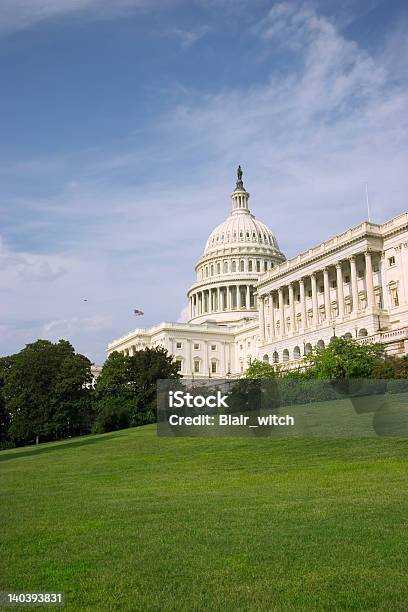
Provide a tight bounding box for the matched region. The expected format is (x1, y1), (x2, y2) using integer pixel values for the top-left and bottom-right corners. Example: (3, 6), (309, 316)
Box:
(187, 167), (286, 325)
(204, 212), (281, 255)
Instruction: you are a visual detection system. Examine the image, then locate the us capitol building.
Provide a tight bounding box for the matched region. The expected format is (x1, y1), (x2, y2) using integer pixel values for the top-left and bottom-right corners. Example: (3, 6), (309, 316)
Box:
(108, 167), (408, 377)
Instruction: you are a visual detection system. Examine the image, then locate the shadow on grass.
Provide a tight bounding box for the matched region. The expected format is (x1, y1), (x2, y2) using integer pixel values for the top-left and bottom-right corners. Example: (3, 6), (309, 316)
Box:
(0, 433), (121, 463)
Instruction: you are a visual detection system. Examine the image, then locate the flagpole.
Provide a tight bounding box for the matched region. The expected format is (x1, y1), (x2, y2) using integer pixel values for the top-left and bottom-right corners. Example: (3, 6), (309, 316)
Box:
(365, 182), (371, 222)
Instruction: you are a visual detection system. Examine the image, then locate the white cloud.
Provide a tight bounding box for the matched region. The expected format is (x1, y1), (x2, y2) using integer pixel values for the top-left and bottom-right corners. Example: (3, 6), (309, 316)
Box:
(42, 314), (111, 338)
(177, 305), (189, 322)
(0, 236), (67, 286)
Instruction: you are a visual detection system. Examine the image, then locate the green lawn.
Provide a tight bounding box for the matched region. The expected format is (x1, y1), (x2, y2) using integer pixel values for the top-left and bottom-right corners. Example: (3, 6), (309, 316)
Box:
(1, 427), (408, 611)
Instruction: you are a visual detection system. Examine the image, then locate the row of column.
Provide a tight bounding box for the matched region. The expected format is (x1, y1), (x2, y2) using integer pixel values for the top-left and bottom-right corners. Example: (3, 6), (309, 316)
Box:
(259, 251), (376, 343)
(189, 284), (255, 319)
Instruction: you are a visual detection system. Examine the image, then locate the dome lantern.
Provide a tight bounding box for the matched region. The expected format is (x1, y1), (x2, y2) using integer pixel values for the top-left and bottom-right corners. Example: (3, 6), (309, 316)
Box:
(231, 165), (250, 215)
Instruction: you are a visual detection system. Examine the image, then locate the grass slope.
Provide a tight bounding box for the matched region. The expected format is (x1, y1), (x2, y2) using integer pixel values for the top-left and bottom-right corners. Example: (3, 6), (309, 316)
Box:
(1, 428), (408, 611)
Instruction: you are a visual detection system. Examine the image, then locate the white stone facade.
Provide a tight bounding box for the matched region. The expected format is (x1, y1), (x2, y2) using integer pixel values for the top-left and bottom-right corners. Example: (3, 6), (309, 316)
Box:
(107, 169), (408, 377)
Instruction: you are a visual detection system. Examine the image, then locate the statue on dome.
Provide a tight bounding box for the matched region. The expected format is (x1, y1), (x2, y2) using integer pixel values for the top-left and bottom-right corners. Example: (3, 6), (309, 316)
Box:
(236, 165), (244, 189)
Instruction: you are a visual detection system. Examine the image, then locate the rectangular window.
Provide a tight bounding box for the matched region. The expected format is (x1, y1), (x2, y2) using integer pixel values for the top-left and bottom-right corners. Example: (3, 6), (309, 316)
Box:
(211, 362), (217, 374)
(388, 256), (396, 267)
(211, 344), (217, 351)
(194, 360), (200, 373)
(176, 342), (182, 349)
(176, 360), (182, 372)
(193, 343), (200, 350)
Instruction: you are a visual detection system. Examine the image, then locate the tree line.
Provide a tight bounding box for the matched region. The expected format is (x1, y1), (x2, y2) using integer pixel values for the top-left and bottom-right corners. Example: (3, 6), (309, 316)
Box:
(0, 340), (180, 450)
(0, 336), (406, 450)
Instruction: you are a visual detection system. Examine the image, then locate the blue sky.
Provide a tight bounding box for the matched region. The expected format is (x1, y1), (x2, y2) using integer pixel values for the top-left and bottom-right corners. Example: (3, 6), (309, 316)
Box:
(1, 0), (408, 363)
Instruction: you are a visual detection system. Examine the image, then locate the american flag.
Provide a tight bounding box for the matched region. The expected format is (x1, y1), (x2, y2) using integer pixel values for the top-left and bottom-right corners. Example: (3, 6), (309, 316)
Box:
(133, 309), (144, 316)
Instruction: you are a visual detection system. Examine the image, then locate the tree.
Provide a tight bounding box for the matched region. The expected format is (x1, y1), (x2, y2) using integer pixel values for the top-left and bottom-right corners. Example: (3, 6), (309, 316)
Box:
(0, 357), (12, 447)
(3, 339), (93, 445)
(245, 360), (276, 379)
(94, 347), (180, 432)
(306, 336), (384, 379)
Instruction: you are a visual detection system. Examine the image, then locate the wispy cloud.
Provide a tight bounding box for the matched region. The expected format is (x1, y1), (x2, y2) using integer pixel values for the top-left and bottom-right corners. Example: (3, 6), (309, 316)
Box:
(170, 25), (210, 48)
(0, 0), (175, 34)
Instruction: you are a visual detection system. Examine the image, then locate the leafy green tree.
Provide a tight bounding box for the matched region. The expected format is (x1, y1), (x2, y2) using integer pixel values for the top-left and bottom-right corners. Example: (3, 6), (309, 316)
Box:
(3, 339), (93, 445)
(94, 347), (180, 432)
(245, 360), (276, 379)
(306, 336), (384, 379)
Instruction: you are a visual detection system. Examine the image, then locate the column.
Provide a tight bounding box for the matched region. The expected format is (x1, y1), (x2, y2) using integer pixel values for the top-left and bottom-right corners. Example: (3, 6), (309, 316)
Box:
(380, 254), (389, 310)
(186, 339), (191, 374)
(350, 256), (359, 313)
(227, 286), (231, 310)
(311, 273), (318, 326)
(336, 263), (344, 319)
(246, 285), (251, 309)
(300, 277), (307, 330)
(365, 251), (375, 309)
(237, 285), (242, 309)
(323, 268), (331, 323)
(203, 340), (209, 377)
(259, 296), (265, 344)
(217, 287), (220, 311)
(269, 292), (275, 340)
(278, 287), (285, 338)
(289, 283), (295, 334)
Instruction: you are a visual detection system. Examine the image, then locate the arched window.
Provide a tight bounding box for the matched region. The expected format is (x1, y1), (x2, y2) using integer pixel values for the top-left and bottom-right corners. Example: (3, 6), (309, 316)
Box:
(263, 354), (269, 363)
(273, 351), (279, 364)
(248, 260), (253, 272)
(232, 261), (237, 273)
(264, 261), (268, 271)
(194, 359), (201, 373)
(240, 260), (245, 272)
(305, 343), (312, 355)
(317, 339), (325, 349)
(211, 360), (218, 374)
(224, 261), (228, 273)
(205, 267), (209, 278)
(175, 358), (183, 372)
(294, 346), (301, 360)
(343, 332), (352, 339)
(283, 349), (289, 362)
(217, 262), (221, 274)
(210, 264), (214, 276)
(358, 328), (368, 337)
